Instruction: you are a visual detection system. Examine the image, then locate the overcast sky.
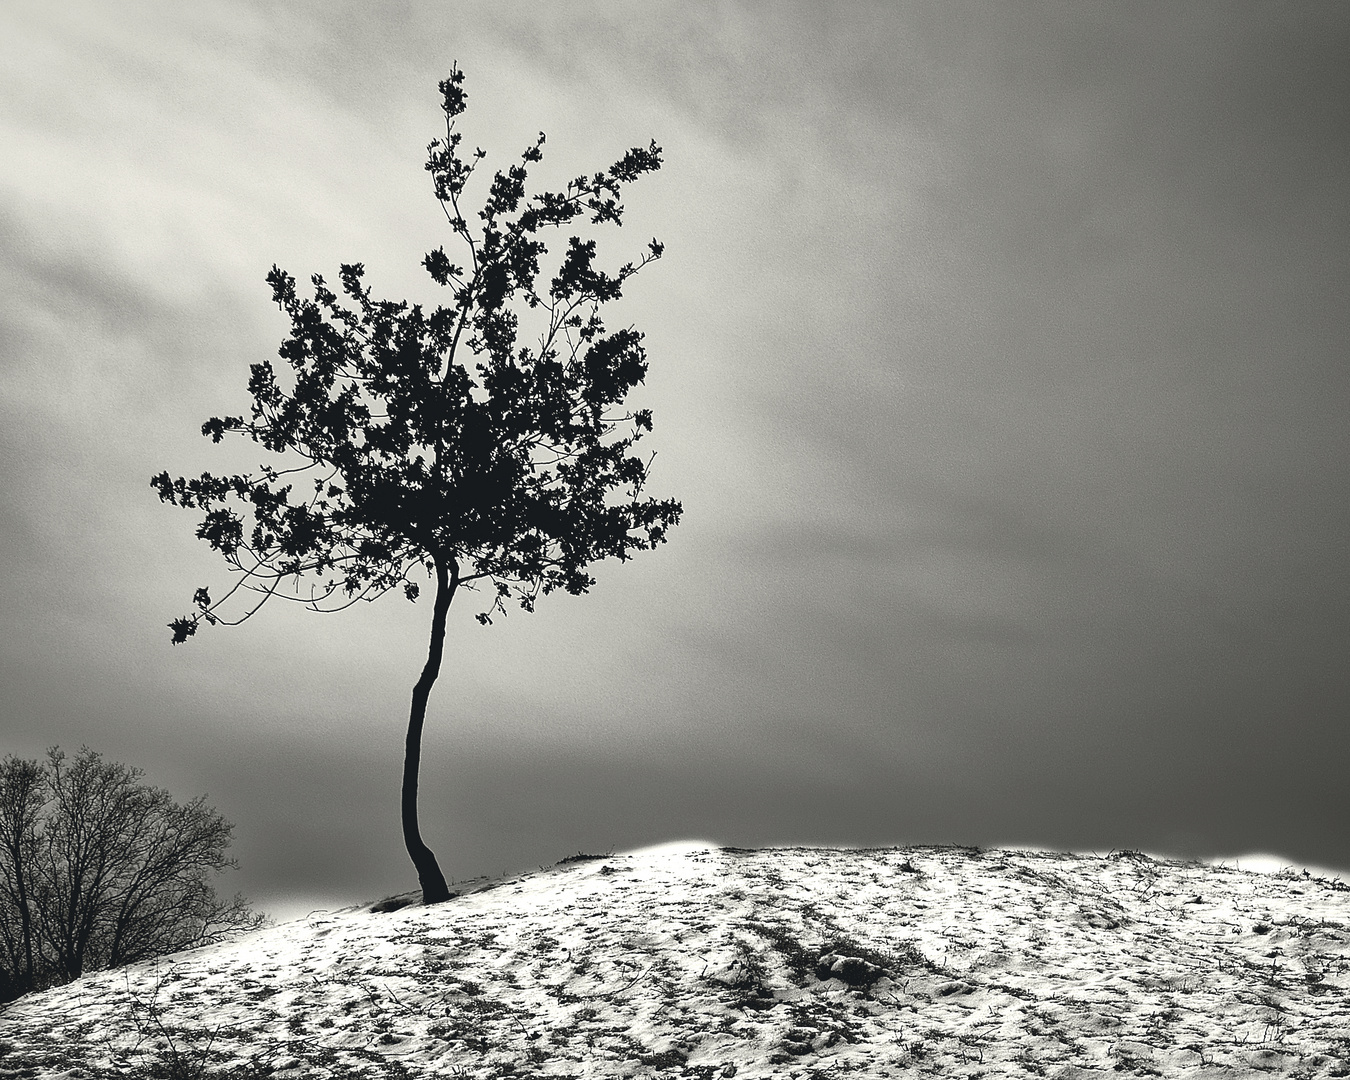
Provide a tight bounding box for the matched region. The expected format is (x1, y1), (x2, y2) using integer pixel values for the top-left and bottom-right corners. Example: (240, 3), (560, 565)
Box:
(2, 2), (1347, 919)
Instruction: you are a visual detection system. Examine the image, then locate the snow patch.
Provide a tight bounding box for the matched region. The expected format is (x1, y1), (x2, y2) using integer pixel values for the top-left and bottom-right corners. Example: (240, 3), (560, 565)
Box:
(2, 844), (1347, 1078)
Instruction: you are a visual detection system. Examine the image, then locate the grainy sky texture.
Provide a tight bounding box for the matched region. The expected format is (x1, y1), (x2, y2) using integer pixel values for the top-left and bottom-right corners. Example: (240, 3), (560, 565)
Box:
(2, 2), (1347, 917)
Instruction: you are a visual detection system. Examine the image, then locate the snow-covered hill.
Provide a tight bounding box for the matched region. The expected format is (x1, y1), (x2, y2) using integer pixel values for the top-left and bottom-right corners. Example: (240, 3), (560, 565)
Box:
(1, 843), (1348, 1078)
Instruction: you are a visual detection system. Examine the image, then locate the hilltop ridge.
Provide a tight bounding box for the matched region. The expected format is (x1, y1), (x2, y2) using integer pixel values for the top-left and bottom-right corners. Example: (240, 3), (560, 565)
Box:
(1, 843), (1347, 1077)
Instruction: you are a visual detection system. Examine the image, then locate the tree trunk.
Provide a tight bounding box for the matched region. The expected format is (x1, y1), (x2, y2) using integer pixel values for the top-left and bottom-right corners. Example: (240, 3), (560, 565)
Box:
(0, 758), (43, 994)
(7, 839), (35, 994)
(11, 833), (36, 994)
(403, 555), (456, 904)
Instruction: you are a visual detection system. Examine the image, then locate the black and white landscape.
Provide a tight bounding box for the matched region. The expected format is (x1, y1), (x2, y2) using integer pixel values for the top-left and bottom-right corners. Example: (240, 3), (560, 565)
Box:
(1, 6), (1348, 1058)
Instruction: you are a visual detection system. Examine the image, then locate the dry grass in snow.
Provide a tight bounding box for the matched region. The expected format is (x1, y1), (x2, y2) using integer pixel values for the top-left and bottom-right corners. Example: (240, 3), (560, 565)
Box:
(1, 843), (1348, 1078)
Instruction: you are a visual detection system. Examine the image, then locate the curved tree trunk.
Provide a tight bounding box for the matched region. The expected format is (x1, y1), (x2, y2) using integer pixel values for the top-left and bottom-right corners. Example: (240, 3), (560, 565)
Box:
(403, 555), (456, 904)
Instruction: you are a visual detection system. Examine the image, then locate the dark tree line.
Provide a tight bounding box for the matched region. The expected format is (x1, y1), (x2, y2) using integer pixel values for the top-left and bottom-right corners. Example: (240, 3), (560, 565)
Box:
(0, 748), (260, 1002)
(152, 65), (681, 902)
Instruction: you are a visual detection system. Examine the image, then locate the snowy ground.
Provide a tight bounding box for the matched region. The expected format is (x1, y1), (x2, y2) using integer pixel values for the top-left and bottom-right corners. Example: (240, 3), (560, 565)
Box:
(2, 842), (1348, 1078)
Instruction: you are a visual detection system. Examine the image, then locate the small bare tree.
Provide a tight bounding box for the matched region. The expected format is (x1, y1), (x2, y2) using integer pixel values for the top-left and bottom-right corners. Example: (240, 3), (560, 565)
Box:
(0, 748), (260, 1000)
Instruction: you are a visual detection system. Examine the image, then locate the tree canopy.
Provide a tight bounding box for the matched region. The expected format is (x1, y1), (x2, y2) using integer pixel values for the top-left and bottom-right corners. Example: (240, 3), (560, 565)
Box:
(152, 65), (679, 642)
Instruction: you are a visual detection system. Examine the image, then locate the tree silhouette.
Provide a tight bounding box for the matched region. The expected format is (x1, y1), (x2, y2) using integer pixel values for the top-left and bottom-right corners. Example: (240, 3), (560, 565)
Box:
(0, 748), (259, 1001)
(152, 67), (681, 903)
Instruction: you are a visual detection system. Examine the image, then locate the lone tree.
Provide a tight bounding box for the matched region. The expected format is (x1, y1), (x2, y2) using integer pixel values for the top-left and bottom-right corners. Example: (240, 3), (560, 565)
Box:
(152, 67), (681, 904)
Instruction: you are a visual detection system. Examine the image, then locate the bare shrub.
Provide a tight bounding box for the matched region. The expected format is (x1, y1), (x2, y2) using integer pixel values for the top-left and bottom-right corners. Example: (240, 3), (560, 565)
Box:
(0, 747), (262, 1000)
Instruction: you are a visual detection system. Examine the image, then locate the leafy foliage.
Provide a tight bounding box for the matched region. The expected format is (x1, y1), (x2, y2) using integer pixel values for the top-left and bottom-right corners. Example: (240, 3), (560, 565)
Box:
(152, 64), (680, 642)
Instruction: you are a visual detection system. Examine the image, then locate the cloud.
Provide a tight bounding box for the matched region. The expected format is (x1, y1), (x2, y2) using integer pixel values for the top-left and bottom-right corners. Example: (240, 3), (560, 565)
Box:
(2, 1), (1348, 904)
